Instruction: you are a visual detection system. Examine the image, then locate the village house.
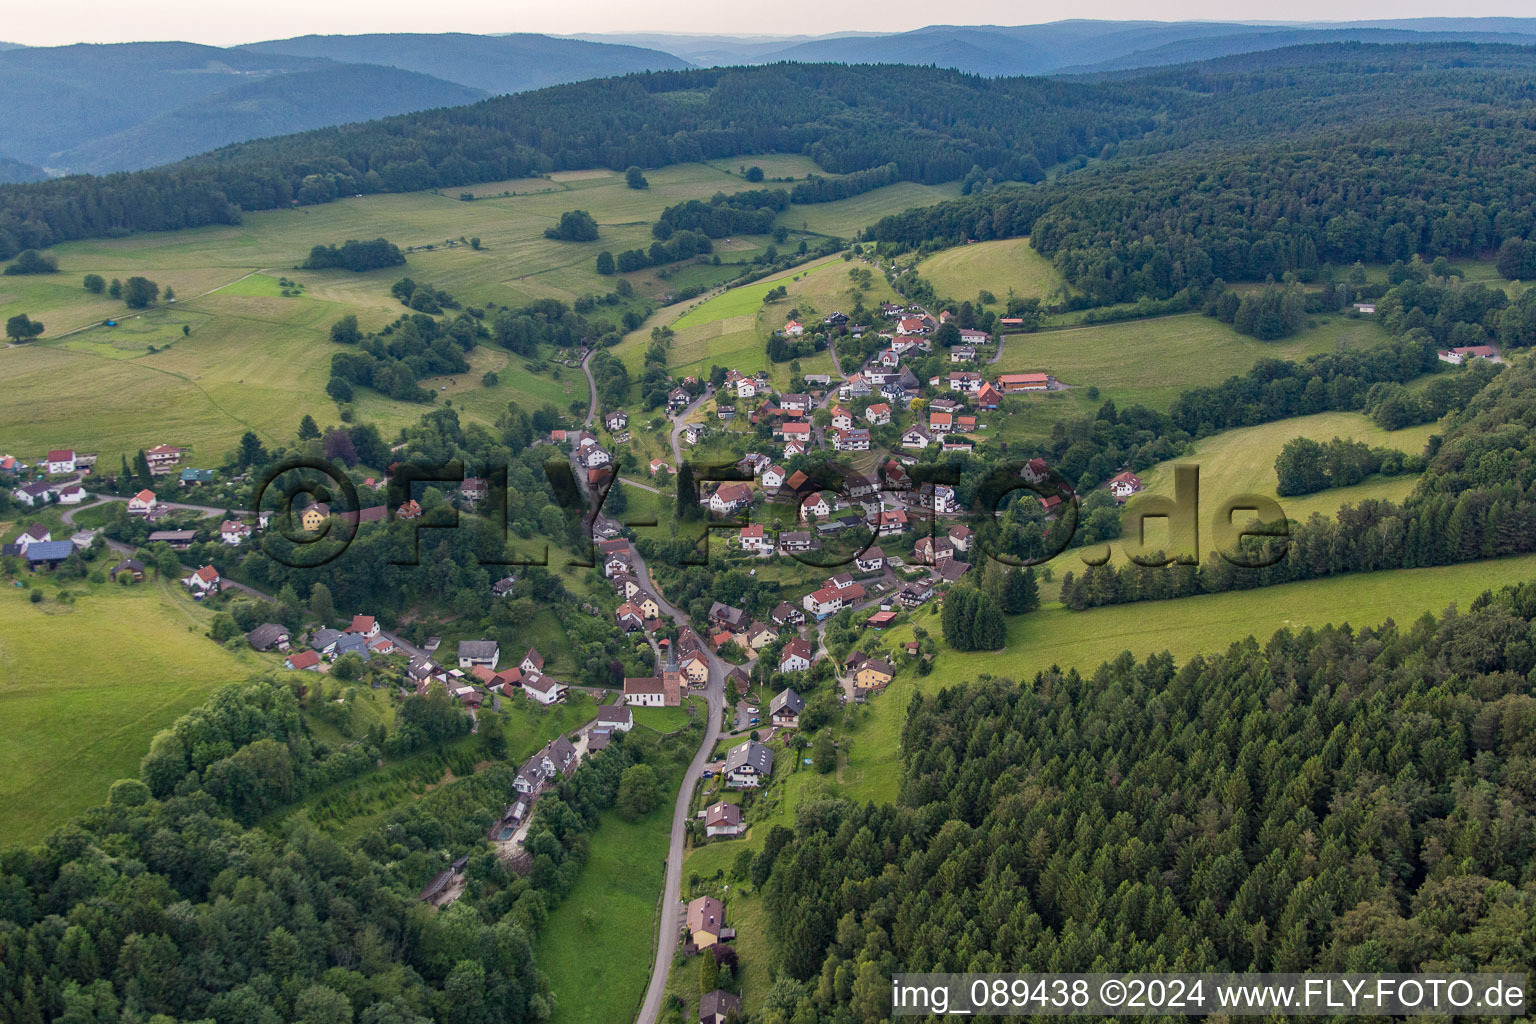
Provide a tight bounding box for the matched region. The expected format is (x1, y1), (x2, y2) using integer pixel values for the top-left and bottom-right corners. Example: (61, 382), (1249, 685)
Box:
(901, 424), (933, 449)
(855, 658), (895, 693)
(929, 411), (953, 434)
(521, 672), (568, 705)
(709, 601), (748, 631)
(127, 489), (157, 515)
(56, 484), (85, 505)
(801, 586), (842, 621)
(855, 546), (886, 573)
(682, 425), (703, 446)
(760, 464), (786, 492)
(18, 540), (72, 570)
(179, 468), (214, 487)
(864, 402), (891, 425)
(44, 449), (76, 475)
(874, 507), (909, 537)
(799, 492), (831, 520)
(958, 327), (991, 344)
(783, 319), (804, 337)
(931, 485), (960, 514)
(680, 652), (710, 685)
(144, 445), (183, 474)
(780, 636), (816, 671)
(1106, 470), (1144, 502)
(948, 371), (984, 392)
(593, 703), (634, 734)
(246, 623), (290, 652)
(1438, 345), (1502, 364)
(724, 739), (774, 788)
(949, 524), (973, 552)
(951, 345), (976, 362)
(521, 647), (546, 673)
(687, 896), (727, 948)
(779, 421), (811, 445)
(769, 687), (804, 728)
(615, 602), (645, 631)
(457, 640), (500, 671)
(830, 406), (853, 430)
(914, 535), (954, 564)
(284, 650), (321, 671)
(604, 410), (627, 431)
(897, 316), (929, 336)
(181, 564), (220, 597)
(739, 523), (772, 554)
(833, 427), (871, 451)
(220, 520), (252, 545)
(783, 439), (807, 457)
(771, 601), (806, 627)
(704, 801), (745, 839)
(976, 382), (1002, 409)
(109, 558), (144, 583)
(709, 481), (754, 516)
(898, 580), (935, 607)
(778, 531), (816, 554)
(148, 530), (196, 550)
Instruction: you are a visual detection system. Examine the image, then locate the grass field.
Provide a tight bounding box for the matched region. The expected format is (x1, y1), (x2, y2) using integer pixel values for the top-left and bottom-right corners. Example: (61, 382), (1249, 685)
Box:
(1, 158), (968, 467)
(993, 313), (1392, 413)
(1125, 410), (1440, 529)
(537, 766), (682, 1024)
(0, 577), (268, 844)
(917, 237), (1068, 307)
(774, 181), (965, 238)
(615, 254), (898, 392)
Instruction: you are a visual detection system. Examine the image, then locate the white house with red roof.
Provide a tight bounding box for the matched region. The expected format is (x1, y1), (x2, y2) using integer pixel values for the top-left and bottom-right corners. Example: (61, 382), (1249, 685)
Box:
(127, 489), (157, 515)
(739, 523), (771, 555)
(182, 565), (220, 596)
(897, 317), (928, 336)
(1106, 471), (1144, 502)
(145, 445), (183, 474)
(864, 403), (891, 425)
(349, 614), (380, 638)
(799, 492), (831, 520)
(784, 320), (804, 337)
(44, 449), (76, 475)
(801, 587), (843, 621)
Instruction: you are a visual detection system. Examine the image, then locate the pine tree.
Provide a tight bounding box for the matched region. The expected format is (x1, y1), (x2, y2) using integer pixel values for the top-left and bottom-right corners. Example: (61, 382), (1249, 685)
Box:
(298, 414), (321, 440)
(971, 600), (1006, 650)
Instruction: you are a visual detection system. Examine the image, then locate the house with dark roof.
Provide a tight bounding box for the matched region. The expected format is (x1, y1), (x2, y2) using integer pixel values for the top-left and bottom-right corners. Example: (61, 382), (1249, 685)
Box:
(703, 801), (744, 838)
(723, 739), (774, 788)
(246, 623), (291, 652)
(457, 640), (500, 670)
(700, 990), (742, 1024)
(769, 688), (804, 728)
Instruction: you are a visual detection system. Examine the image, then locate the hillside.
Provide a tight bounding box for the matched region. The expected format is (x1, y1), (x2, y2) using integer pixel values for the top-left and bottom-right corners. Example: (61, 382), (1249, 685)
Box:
(243, 31), (691, 94)
(53, 63), (484, 174)
(722, 18), (1536, 76)
(0, 156), (44, 183)
(0, 33), (689, 176)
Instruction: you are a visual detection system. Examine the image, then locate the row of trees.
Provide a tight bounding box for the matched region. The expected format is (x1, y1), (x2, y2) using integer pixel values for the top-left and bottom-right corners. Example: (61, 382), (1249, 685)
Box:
(1273, 435), (1423, 496)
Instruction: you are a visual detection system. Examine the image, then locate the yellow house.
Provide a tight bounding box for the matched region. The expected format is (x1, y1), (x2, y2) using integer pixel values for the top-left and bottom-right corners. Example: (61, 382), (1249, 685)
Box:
(636, 594), (662, 619)
(300, 503), (330, 532)
(682, 655), (710, 684)
(687, 896), (725, 949)
(854, 659), (895, 691)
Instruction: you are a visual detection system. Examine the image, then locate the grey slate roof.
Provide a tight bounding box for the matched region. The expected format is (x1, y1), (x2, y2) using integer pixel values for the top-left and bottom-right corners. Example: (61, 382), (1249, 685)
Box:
(723, 739), (773, 777)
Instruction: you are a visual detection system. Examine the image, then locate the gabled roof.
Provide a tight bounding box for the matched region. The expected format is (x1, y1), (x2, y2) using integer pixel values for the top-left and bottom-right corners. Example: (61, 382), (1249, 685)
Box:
(723, 739), (774, 776)
(769, 688), (804, 716)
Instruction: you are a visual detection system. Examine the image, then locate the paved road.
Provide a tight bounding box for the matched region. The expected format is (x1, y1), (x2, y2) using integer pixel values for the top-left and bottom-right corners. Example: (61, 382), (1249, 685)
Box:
(626, 544), (727, 1024)
(580, 348), (598, 429)
(988, 334), (1006, 364)
(668, 387), (712, 465)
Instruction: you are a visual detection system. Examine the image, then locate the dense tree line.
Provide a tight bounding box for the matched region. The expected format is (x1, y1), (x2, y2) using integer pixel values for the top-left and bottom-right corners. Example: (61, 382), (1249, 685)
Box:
(1273, 435), (1423, 496)
(655, 189), (789, 238)
(604, 229), (713, 274)
(329, 310), (487, 403)
(301, 238), (405, 272)
(754, 589), (1536, 1019)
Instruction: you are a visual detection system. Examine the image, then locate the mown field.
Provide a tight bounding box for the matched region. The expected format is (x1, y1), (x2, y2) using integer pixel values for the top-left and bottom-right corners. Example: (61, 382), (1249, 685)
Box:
(916, 236), (1068, 306)
(1126, 409), (1441, 526)
(992, 312), (1393, 415)
(0, 577), (269, 844)
(775, 181), (965, 237)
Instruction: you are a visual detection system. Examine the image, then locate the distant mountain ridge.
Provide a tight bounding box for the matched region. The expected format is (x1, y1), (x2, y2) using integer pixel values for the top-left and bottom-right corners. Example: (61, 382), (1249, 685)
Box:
(0, 33), (688, 176)
(242, 32), (691, 95)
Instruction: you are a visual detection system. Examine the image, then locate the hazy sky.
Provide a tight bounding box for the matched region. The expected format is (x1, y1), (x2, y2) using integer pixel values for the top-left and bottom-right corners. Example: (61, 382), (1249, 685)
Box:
(6, 1), (1535, 47)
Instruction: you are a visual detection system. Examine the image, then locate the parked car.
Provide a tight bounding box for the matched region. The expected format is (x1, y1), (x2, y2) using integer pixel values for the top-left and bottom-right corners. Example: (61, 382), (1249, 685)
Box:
(745, 706), (759, 714)
(749, 717), (760, 725)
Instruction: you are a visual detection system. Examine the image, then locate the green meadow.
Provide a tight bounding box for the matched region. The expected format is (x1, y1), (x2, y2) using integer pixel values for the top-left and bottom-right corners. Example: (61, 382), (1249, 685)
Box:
(917, 236), (1068, 305)
(993, 312), (1392, 413)
(0, 578), (269, 844)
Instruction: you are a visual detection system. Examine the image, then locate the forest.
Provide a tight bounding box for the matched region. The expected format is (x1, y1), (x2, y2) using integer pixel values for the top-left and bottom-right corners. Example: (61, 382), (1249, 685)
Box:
(751, 584), (1536, 1022)
(0, 679), (692, 1024)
